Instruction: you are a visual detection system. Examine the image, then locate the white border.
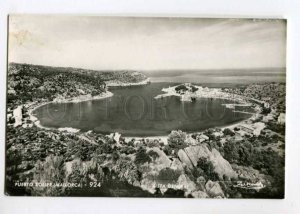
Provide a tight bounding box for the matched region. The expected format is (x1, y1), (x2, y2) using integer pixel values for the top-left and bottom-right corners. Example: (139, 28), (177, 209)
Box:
(1, 0), (300, 213)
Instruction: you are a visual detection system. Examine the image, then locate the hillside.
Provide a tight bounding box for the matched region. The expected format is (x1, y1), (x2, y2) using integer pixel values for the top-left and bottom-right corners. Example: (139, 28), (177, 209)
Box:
(7, 63), (148, 108)
(5, 64), (285, 198)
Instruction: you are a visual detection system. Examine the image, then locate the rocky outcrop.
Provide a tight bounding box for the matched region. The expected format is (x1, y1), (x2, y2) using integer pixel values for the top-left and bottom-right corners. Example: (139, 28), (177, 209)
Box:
(140, 179), (159, 194)
(190, 190), (208, 198)
(178, 144), (237, 179)
(170, 158), (184, 173)
(134, 145), (235, 198)
(177, 174), (197, 196)
(138, 147), (173, 193)
(178, 149), (194, 169)
(147, 147), (171, 168)
(210, 148), (237, 179)
(138, 147), (198, 195)
(205, 180), (225, 198)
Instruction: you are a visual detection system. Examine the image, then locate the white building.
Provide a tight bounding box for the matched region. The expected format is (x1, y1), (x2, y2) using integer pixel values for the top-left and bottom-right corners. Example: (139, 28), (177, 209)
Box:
(238, 124), (254, 135)
(13, 106), (23, 127)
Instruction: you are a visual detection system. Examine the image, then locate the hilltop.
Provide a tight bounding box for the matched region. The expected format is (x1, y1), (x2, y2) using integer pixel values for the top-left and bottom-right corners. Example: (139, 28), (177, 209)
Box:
(7, 63), (148, 108)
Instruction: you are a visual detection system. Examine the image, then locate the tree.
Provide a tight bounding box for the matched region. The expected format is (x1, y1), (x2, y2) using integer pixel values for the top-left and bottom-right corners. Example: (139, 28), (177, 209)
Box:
(261, 107), (271, 115)
(28, 155), (66, 196)
(147, 150), (159, 161)
(168, 130), (187, 151)
(157, 168), (181, 184)
(223, 141), (239, 164)
(197, 157), (219, 181)
(223, 128), (235, 136)
(67, 161), (87, 185)
(6, 148), (22, 176)
(234, 127), (240, 131)
(134, 148), (151, 165)
(163, 145), (173, 156)
(175, 84), (188, 92)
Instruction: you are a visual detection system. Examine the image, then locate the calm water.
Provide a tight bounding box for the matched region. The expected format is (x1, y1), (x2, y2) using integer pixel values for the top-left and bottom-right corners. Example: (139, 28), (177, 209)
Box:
(33, 82), (253, 136)
(146, 68), (286, 84)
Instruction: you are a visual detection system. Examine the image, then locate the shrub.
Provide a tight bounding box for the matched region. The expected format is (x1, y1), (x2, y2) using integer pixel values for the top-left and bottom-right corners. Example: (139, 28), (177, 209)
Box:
(234, 127), (240, 131)
(147, 150), (159, 161)
(157, 168), (181, 184)
(261, 107), (271, 115)
(28, 155), (66, 196)
(134, 148), (151, 165)
(168, 130), (187, 151)
(223, 128), (235, 136)
(147, 140), (160, 148)
(175, 84), (188, 92)
(197, 157), (219, 181)
(163, 145), (173, 156)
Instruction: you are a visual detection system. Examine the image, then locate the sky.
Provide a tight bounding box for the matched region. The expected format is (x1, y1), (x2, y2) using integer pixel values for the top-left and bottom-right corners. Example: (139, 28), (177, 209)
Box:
(8, 15), (286, 71)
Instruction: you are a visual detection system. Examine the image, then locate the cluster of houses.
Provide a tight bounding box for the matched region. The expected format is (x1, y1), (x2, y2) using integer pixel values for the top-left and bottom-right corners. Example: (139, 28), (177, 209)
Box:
(236, 122), (265, 137)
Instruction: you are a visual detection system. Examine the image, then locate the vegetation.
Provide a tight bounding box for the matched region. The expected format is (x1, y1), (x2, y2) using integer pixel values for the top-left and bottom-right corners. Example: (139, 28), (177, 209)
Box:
(5, 64), (285, 198)
(223, 128), (235, 136)
(5, 63), (150, 196)
(7, 63), (147, 108)
(197, 157), (219, 181)
(147, 150), (159, 161)
(157, 168), (181, 184)
(28, 155), (66, 196)
(167, 130), (188, 153)
(222, 83), (286, 113)
(175, 84), (188, 93)
(134, 148), (152, 165)
(223, 140), (284, 197)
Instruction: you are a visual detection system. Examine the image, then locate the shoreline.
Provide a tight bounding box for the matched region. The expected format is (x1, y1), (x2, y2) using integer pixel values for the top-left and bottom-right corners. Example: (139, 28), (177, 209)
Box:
(105, 78), (150, 87)
(27, 91), (114, 132)
(26, 78), (150, 133)
(52, 91), (114, 104)
(153, 83), (260, 130)
(26, 81), (261, 139)
(154, 84), (247, 103)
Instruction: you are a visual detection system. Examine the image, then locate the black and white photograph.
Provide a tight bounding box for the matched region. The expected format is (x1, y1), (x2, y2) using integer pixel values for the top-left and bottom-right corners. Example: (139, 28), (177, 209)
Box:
(5, 15), (286, 198)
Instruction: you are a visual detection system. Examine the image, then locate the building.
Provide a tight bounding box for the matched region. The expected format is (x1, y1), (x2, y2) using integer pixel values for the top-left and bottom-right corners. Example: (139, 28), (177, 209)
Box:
(180, 93), (192, 102)
(13, 105), (23, 127)
(237, 124), (254, 135)
(253, 122), (266, 136)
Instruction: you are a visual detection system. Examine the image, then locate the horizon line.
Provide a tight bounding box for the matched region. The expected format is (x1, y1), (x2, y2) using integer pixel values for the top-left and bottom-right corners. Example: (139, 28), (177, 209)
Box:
(8, 62), (286, 72)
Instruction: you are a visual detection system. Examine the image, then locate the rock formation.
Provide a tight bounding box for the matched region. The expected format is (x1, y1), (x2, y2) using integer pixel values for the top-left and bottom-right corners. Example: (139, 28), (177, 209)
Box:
(205, 180), (225, 198)
(178, 144), (237, 179)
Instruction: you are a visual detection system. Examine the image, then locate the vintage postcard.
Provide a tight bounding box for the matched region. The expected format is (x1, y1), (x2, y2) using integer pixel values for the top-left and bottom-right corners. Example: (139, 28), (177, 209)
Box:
(6, 15), (286, 198)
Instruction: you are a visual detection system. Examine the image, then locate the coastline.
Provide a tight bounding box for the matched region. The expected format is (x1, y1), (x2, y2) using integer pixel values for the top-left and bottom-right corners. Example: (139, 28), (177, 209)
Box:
(26, 78), (150, 133)
(27, 91), (114, 132)
(106, 78), (150, 87)
(154, 84), (247, 104)
(126, 108), (258, 144)
(26, 81), (262, 140)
